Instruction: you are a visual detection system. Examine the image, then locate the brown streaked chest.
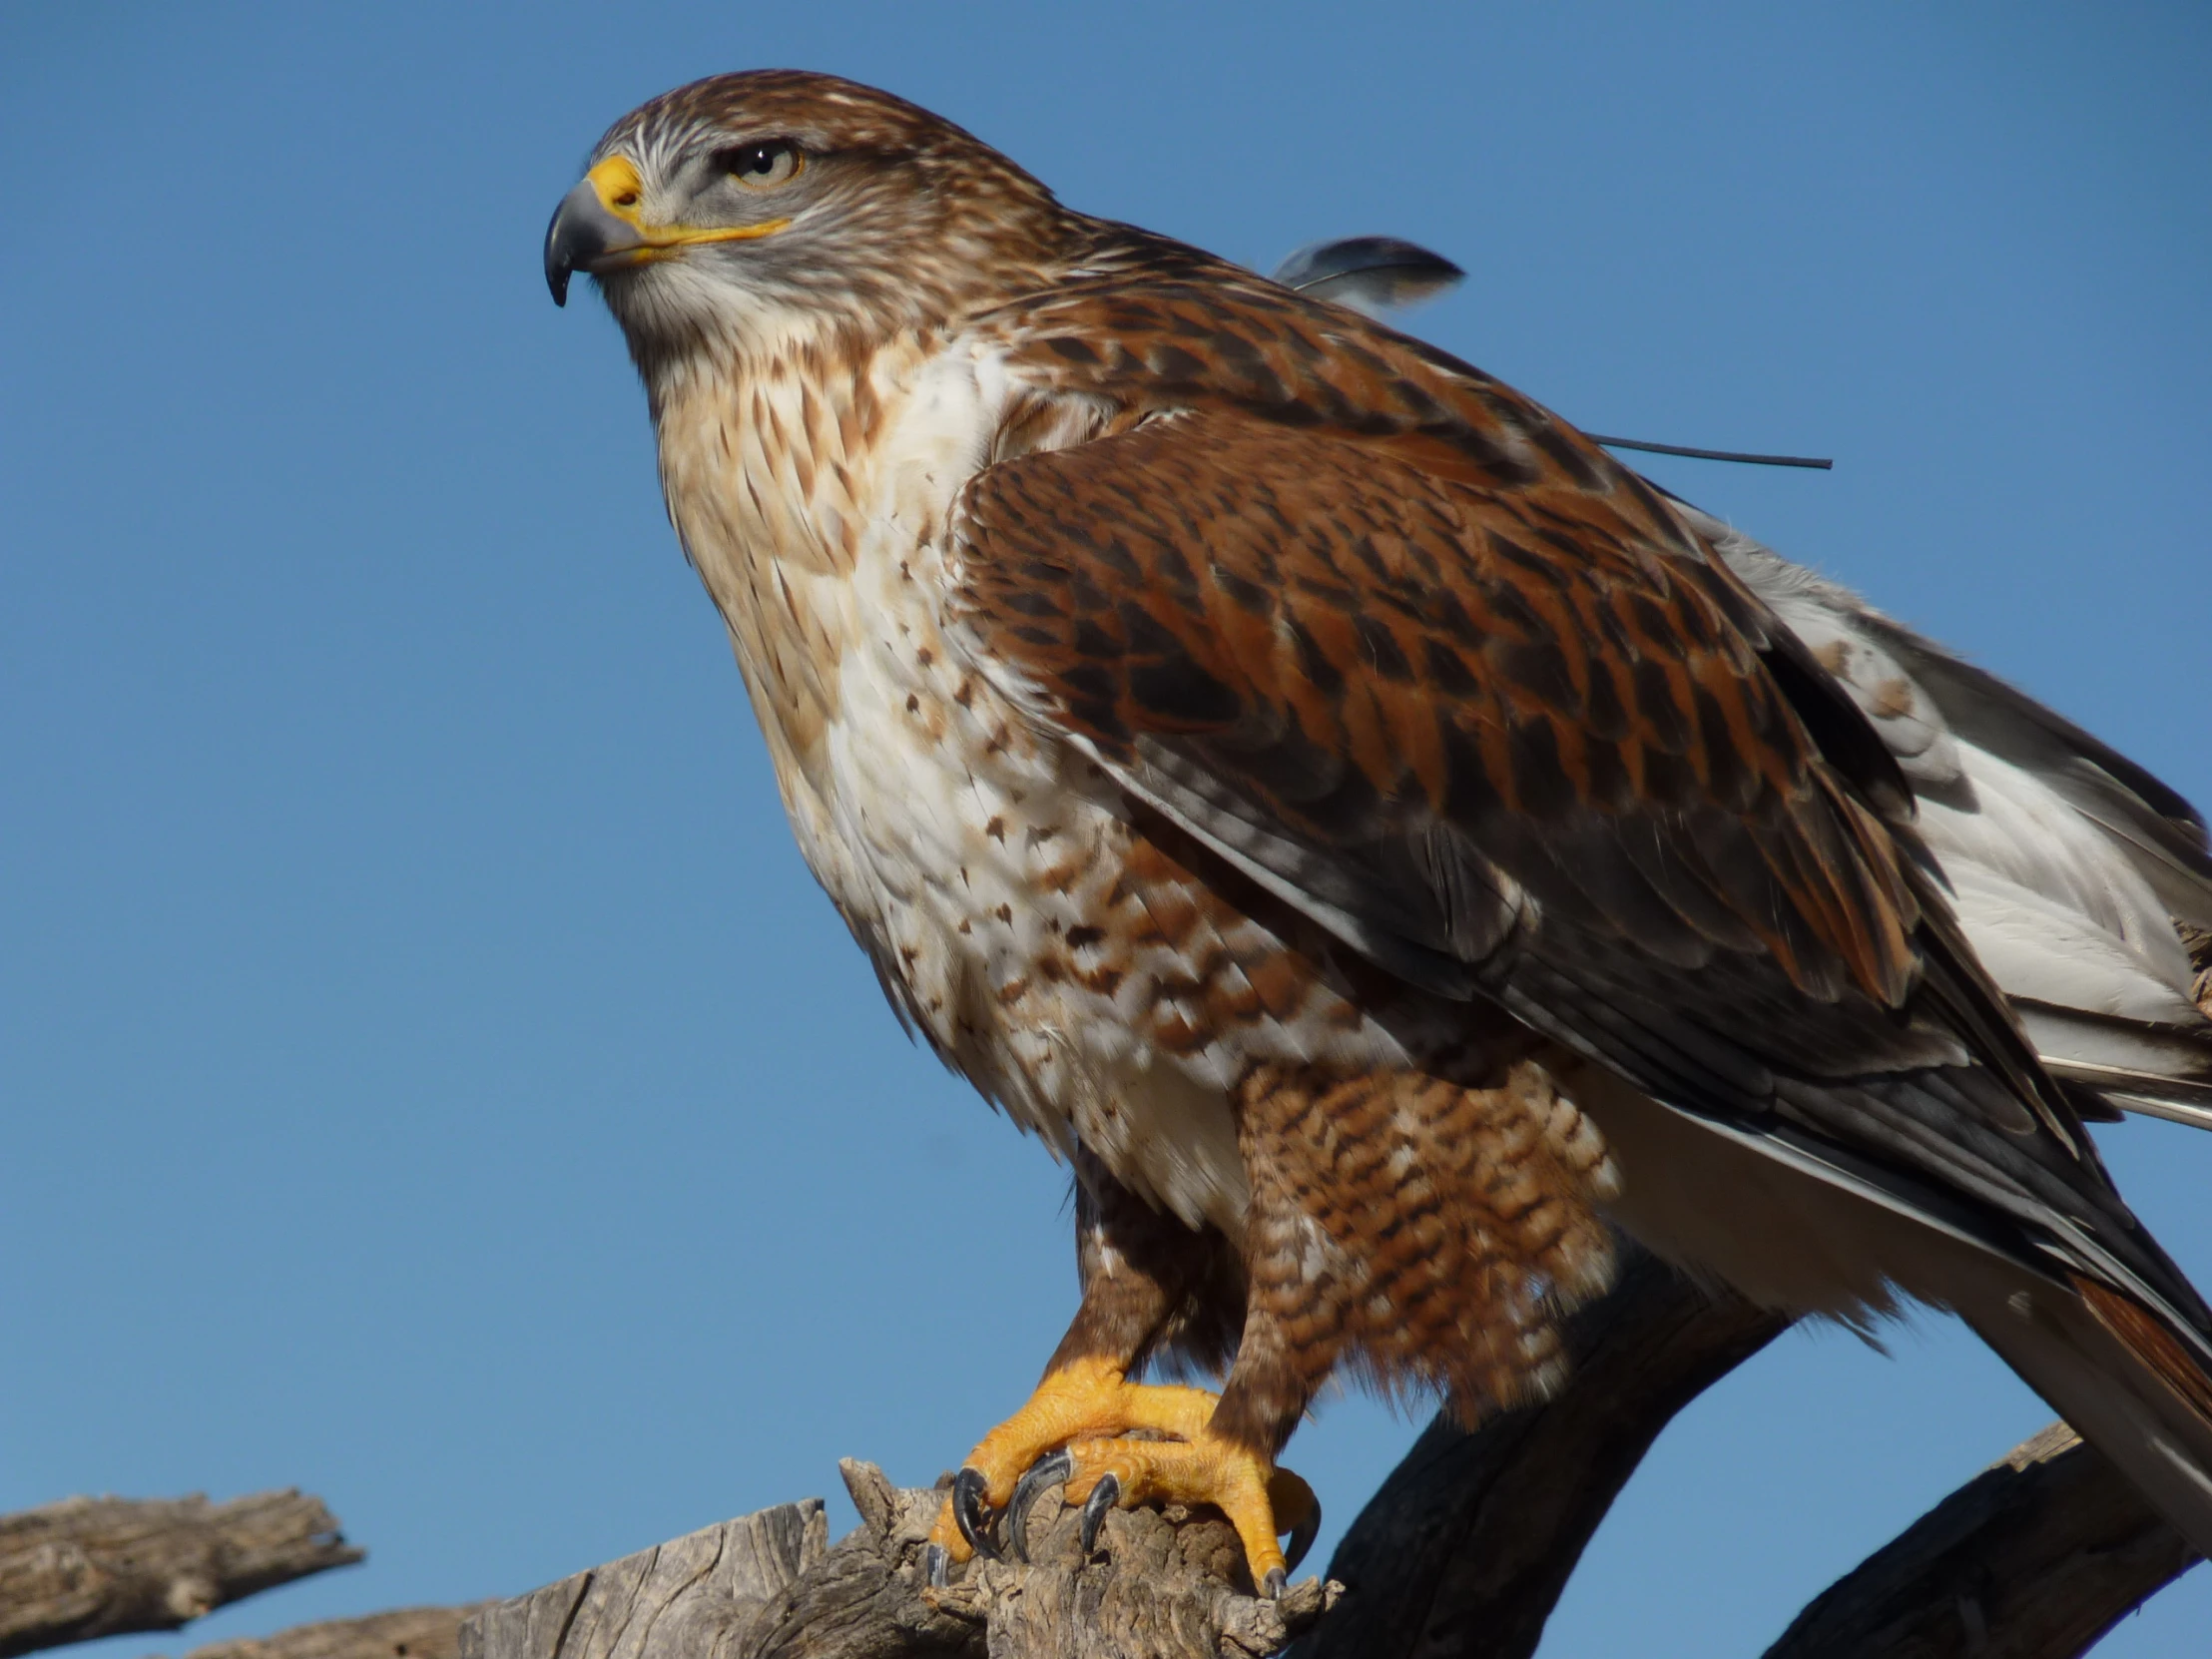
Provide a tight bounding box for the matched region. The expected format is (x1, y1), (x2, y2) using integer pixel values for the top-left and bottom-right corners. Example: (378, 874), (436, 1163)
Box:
(646, 326), (1513, 1234)
(651, 331), (933, 782)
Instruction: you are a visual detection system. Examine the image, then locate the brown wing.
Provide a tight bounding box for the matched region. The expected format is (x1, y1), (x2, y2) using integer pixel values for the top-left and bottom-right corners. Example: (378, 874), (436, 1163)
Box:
(949, 375), (2209, 1335)
(958, 406), (1918, 1062)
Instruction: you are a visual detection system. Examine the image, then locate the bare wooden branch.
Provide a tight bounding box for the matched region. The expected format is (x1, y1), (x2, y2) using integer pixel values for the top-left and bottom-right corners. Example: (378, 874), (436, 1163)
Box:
(451, 1243), (2208, 1659)
(458, 1496), (827, 1659)
(460, 1460), (1336, 1659)
(1296, 1243), (1790, 1659)
(180, 1606), (492, 1659)
(0, 1491), (363, 1659)
(1764, 1422), (2199, 1659)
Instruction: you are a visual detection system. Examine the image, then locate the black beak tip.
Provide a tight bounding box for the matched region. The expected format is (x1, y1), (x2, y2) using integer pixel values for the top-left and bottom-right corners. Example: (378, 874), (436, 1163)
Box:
(545, 223), (572, 307)
(544, 198), (578, 306)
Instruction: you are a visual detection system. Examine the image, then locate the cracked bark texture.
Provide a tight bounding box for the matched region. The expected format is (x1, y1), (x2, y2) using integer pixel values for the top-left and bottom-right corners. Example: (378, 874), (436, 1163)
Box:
(1763, 1423), (2198, 1659)
(1298, 1246), (2200, 1657)
(451, 1249), (2200, 1659)
(179, 1605), (493, 1659)
(458, 1460), (1333, 1659)
(0, 1491), (362, 1659)
(1294, 1243), (1791, 1659)
(444, 1256), (2194, 1654)
(9, 1250), (2197, 1659)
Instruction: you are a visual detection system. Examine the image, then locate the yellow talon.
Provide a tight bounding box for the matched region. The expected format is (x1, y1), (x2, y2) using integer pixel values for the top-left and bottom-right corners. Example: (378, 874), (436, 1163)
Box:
(926, 1354), (1220, 1562)
(924, 1355), (1318, 1593)
(1058, 1432), (1318, 1593)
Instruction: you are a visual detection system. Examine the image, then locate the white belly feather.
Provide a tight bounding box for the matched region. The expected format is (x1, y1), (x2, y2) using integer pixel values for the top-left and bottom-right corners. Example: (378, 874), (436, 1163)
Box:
(654, 332), (1265, 1234)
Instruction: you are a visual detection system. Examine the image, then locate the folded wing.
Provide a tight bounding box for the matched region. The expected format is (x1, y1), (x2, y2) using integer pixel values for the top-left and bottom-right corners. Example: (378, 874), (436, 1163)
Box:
(950, 405), (2185, 1316)
(1268, 235), (2212, 1128)
(1698, 512), (2212, 1128)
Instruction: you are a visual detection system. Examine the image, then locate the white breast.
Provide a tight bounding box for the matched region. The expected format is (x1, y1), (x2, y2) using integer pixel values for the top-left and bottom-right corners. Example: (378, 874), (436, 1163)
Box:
(652, 331), (1269, 1234)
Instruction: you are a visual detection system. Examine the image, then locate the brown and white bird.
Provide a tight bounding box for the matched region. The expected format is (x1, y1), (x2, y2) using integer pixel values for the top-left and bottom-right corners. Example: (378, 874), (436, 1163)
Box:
(543, 71), (2212, 1593)
(1276, 236), (2212, 1132)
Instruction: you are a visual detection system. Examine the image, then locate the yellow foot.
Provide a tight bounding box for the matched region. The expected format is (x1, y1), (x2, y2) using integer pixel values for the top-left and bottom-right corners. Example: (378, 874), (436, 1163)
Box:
(926, 1355), (1217, 1561)
(921, 1355), (1317, 1596)
(1053, 1433), (1319, 1596)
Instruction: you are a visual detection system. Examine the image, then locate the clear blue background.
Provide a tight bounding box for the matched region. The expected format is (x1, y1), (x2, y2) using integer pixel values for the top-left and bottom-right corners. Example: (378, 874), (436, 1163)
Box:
(5, 4), (2207, 1654)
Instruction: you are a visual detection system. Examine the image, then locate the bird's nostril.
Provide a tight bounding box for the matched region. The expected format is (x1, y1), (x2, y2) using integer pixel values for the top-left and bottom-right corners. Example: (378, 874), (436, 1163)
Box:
(612, 191), (639, 207)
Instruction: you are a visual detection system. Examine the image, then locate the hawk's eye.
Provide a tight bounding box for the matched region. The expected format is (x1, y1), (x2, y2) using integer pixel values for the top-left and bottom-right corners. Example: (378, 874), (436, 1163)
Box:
(721, 140), (802, 190)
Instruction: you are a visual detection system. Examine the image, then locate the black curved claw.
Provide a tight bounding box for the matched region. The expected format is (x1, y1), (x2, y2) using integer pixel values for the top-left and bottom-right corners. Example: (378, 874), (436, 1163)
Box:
(1262, 1566), (1287, 1600)
(1282, 1494), (1321, 1575)
(922, 1541), (950, 1588)
(951, 1466), (999, 1560)
(1005, 1448), (1076, 1562)
(1077, 1471), (1120, 1555)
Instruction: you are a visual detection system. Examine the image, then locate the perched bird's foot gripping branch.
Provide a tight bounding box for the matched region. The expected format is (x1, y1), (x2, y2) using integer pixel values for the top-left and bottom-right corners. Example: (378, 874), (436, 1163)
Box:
(924, 1355), (1317, 1594)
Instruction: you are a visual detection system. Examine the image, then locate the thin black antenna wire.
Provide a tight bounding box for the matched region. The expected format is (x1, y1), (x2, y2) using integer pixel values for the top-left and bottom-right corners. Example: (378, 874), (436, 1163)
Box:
(1585, 434), (1833, 470)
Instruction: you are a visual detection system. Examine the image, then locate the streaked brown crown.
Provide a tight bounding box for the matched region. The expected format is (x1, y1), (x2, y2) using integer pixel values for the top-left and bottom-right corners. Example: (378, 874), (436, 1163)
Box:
(598, 70), (1040, 181)
(590, 71), (1085, 340)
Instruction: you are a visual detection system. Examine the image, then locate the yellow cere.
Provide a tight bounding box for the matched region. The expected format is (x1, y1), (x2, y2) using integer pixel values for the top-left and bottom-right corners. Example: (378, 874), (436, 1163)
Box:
(585, 155), (791, 259)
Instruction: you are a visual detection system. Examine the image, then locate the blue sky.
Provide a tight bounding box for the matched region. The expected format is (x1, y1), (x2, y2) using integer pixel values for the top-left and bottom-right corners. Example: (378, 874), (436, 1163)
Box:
(4, 4), (2208, 1654)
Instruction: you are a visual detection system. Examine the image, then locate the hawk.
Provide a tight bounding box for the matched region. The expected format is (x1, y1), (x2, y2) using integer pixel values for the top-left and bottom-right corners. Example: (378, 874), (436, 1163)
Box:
(543, 71), (2212, 1594)
(1278, 236), (2212, 1131)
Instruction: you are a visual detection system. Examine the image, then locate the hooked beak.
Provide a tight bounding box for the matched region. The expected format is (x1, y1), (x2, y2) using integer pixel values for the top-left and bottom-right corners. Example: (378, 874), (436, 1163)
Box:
(544, 156), (791, 306)
(544, 166), (634, 306)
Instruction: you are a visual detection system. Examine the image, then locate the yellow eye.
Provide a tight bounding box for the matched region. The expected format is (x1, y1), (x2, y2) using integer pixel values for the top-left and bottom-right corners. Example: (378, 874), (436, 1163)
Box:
(723, 140), (802, 190)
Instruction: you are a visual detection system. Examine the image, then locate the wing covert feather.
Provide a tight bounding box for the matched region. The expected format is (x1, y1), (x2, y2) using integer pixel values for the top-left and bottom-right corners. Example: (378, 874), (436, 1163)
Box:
(955, 409), (1919, 1018)
(939, 241), (2212, 1333)
(948, 401), (2208, 1332)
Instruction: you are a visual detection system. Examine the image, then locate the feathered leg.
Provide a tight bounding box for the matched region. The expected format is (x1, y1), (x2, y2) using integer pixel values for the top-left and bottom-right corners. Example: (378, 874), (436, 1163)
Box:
(998, 1061), (1619, 1592)
(925, 1147), (1307, 1576)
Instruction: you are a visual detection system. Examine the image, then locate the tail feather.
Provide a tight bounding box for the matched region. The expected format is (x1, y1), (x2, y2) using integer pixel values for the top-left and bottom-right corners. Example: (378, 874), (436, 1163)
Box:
(2070, 1275), (2212, 1424)
(1958, 1272), (2212, 1557)
(1265, 232), (2212, 1542)
(2103, 1090), (2212, 1133)
(1575, 1068), (2212, 1556)
(2018, 1001), (2212, 1128)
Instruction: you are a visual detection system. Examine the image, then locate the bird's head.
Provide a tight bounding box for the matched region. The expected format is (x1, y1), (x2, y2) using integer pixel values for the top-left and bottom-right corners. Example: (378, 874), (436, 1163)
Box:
(546, 71), (1076, 376)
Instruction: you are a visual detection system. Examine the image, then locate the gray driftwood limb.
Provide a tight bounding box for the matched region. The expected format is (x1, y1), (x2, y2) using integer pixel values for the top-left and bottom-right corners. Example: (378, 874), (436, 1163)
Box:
(451, 1248), (2204, 1659)
(460, 1459), (1335, 1659)
(0, 1491), (362, 1659)
(459, 1497), (830, 1659)
(180, 1605), (493, 1659)
(1764, 1421), (2198, 1659)
(1296, 1242), (1791, 1659)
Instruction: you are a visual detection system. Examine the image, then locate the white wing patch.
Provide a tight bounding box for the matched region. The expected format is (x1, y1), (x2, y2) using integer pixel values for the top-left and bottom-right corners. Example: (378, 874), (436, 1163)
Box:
(1683, 505), (2212, 1118)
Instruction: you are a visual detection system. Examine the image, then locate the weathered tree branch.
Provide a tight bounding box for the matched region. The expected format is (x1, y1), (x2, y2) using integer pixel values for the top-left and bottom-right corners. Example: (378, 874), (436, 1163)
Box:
(1300, 1247), (2199, 1658)
(181, 1606), (492, 1659)
(457, 1246), (1776, 1659)
(1764, 1422), (2197, 1659)
(0, 1491), (362, 1659)
(1297, 1243), (1790, 1659)
(24, 989), (2212, 1659)
(22, 899), (2206, 1659)
(456, 1242), (2202, 1659)
(460, 1459), (1334, 1659)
